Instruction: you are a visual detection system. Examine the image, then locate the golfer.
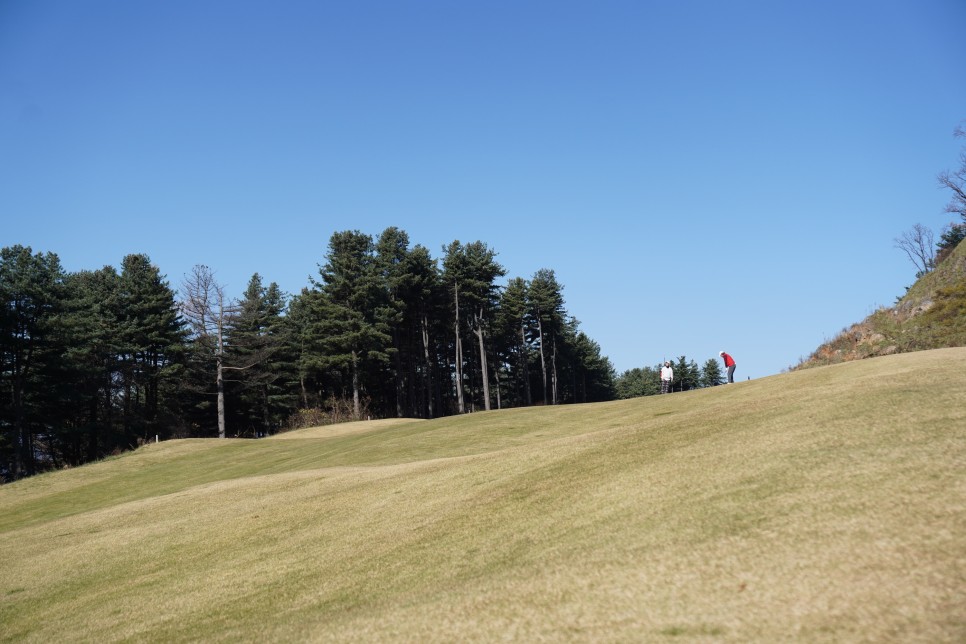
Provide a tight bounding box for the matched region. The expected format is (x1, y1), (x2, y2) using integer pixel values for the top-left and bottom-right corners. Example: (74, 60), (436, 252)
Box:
(719, 351), (736, 383)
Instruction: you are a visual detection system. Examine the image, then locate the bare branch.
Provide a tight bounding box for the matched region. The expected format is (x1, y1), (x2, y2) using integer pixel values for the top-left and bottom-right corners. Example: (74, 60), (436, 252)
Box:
(221, 362), (260, 371)
(938, 124), (966, 220)
(894, 223), (935, 276)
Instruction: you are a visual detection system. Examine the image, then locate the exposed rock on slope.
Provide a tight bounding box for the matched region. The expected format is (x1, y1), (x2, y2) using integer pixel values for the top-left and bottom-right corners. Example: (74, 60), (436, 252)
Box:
(796, 241), (966, 369)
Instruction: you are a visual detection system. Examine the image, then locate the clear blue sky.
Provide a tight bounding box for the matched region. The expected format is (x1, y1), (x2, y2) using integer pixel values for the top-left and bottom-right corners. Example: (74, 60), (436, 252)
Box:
(2, 0), (964, 379)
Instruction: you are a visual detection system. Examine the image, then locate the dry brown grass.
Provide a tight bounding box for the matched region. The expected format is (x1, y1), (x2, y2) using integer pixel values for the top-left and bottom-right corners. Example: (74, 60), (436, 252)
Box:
(1, 348), (964, 642)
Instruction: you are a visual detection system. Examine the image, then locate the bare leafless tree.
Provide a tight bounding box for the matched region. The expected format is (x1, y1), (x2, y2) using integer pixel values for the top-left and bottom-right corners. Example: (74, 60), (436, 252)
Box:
(931, 123), (966, 267)
(180, 265), (238, 438)
(894, 223), (936, 277)
(938, 124), (966, 222)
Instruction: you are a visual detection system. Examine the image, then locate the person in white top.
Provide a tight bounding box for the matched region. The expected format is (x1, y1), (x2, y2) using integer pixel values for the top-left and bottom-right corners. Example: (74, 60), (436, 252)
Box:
(660, 361), (674, 394)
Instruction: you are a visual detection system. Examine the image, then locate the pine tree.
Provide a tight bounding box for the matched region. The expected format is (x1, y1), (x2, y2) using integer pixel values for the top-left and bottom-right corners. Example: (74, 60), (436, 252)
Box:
(316, 231), (392, 420)
(615, 366), (660, 398)
(529, 269), (565, 404)
(260, 282), (298, 429)
(495, 277), (532, 407)
(673, 356), (700, 391)
(58, 267), (124, 463)
(405, 245), (444, 418)
(701, 358), (724, 387)
(0, 246), (66, 478)
(463, 242), (505, 411)
(560, 321), (615, 403)
(441, 241), (468, 413)
(375, 227), (412, 418)
(117, 254), (184, 442)
(227, 274), (295, 436)
(286, 287), (327, 410)
(442, 241), (505, 412)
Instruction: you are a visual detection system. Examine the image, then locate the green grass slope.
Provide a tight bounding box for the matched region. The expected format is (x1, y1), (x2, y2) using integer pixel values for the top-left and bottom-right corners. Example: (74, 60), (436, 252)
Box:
(2, 349), (965, 642)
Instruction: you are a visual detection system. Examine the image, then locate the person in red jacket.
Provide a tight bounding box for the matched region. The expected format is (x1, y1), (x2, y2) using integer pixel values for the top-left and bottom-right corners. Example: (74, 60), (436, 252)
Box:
(719, 351), (736, 383)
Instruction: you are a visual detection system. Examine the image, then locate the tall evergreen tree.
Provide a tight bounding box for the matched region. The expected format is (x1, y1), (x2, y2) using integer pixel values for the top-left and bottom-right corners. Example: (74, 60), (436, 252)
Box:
(117, 254), (184, 443)
(441, 241), (468, 413)
(316, 231), (392, 420)
(0, 246), (66, 478)
(226, 274), (295, 436)
(495, 277), (532, 407)
(58, 267), (123, 463)
(529, 269), (565, 404)
(673, 356), (701, 391)
(560, 321), (616, 403)
(463, 242), (505, 412)
(375, 227), (413, 418)
(614, 367), (660, 398)
(442, 241), (505, 412)
(260, 281), (298, 427)
(405, 244), (444, 418)
(286, 287), (330, 410)
(701, 358), (724, 387)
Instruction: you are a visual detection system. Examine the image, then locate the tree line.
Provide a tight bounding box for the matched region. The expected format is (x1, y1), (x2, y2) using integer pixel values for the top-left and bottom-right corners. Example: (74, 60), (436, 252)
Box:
(0, 227), (616, 480)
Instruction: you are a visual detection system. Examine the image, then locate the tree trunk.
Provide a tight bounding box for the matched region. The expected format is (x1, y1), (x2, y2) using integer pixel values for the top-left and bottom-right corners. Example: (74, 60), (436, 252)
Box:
(393, 327), (403, 418)
(217, 357), (226, 438)
(551, 334), (558, 405)
(520, 323), (531, 406)
(454, 284), (465, 414)
(421, 314), (434, 418)
(217, 307), (227, 438)
(537, 317), (547, 404)
(87, 388), (99, 462)
(351, 349), (361, 420)
(262, 385), (271, 436)
(495, 355), (502, 410)
(455, 331), (464, 413)
(474, 308), (490, 411)
(13, 375), (30, 477)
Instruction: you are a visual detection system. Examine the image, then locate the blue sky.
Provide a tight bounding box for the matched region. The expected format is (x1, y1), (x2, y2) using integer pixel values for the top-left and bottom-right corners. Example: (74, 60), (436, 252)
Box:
(2, 0), (964, 379)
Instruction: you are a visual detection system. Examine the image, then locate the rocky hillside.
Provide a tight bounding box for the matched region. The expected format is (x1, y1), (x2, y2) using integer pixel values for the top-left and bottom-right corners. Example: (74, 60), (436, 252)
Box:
(796, 240), (966, 369)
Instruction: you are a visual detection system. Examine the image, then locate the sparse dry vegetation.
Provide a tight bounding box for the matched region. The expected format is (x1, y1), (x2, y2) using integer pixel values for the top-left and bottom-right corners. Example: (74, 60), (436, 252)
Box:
(797, 241), (966, 368)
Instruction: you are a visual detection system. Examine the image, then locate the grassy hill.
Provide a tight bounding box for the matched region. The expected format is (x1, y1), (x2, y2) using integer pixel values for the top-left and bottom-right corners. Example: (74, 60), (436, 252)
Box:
(1, 349), (964, 642)
(798, 241), (966, 368)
